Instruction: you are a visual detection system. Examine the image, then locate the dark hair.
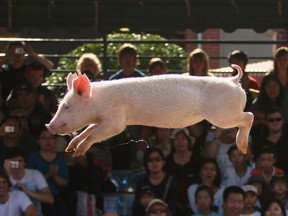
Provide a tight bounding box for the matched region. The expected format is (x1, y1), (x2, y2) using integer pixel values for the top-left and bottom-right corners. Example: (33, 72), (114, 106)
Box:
(265, 107), (284, 120)
(227, 50), (248, 65)
(199, 158), (222, 187)
(255, 146), (277, 160)
(118, 43), (137, 59)
(34, 123), (51, 139)
(261, 198), (286, 216)
(148, 58), (166, 74)
(227, 145), (239, 156)
(8, 41), (25, 49)
(143, 147), (165, 173)
(0, 115), (22, 129)
(0, 170), (12, 188)
(223, 185), (245, 202)
(257, 74), (285, 112)
(5, 146), (27, 163)
(195, 185), (213, 202)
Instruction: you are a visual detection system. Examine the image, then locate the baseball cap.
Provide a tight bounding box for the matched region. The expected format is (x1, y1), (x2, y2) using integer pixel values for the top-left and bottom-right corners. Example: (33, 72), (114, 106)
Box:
(242, 185), (257, 194)
(145, 198), (167, 212)
(170, 128), (196, 145)
(140, 185), (153, 195)
(15, 83), (35, 93)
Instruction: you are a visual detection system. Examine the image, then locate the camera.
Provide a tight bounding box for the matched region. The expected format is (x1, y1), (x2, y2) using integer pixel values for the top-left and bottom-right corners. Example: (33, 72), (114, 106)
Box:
(4, 126), (15, 133)
(15, 47), (24, 54)
(10, 160), (19, 168)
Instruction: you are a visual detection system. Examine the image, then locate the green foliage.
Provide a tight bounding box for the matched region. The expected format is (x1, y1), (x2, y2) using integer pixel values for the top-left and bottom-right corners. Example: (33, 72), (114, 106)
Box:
(46, 33), (187, 97)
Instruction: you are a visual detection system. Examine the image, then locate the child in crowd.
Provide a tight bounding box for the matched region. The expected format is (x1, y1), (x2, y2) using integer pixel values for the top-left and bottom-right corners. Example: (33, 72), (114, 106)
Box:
(193, 185), (219, 216)
(145, 198), (172, 216)
(247, 176), (266, 210)
(138, 185), (156, 211)
(222, 145), (253, 187)
(271, 174), (288, 212)
(240, 185), (261, 216)
(251, 146), (284, 204)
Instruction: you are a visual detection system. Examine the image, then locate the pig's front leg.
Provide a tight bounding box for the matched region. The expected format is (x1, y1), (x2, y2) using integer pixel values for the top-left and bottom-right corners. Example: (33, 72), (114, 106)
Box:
(70, 122), (126, 157)
(65, 124), (97, 153)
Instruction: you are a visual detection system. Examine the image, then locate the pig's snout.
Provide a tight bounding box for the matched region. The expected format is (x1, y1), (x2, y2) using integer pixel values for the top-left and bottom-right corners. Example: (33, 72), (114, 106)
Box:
(45, 123), (57, 134)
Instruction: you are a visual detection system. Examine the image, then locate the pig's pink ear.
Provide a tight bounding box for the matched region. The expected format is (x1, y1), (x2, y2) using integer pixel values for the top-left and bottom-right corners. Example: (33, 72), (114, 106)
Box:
(72, 74), (91, 98)
(67, 73), (78, 91)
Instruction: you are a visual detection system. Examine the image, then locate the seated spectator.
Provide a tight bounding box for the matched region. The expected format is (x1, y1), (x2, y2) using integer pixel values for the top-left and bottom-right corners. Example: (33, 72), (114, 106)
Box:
(145, 198), (173, 216)
(271, 174), (288, 212)
(138, 185), (156, 211)
(3, 147), (54, 215)
(0, 170), (38, 216)
(0, 115), (34, 167)
(147, 128), (172, 157)
(0, 41), (53, 103)
(76, 53), (102, 81)
(27, 125), (71, 216)
(165, 128), (203, 215)
(269, 46), (288, 88)
(240, 185), (261, 216)
(221, 145), (253, 188)
(252, 146), (284, 204)
(187, 158), (224, 215)
(147, 57), (167, 76)
(192, 185), (219, 216)
(250, 74), (288, 127)
(247, 176), (266, 210)
(133, 148), (178, 216)
(222, 186), (245, 216)
(6, 83), (52, 136)
(261, 198), (287, 216)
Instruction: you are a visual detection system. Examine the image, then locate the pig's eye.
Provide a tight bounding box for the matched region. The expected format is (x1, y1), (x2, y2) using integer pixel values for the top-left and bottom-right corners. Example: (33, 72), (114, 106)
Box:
(64, 103), (69, 110)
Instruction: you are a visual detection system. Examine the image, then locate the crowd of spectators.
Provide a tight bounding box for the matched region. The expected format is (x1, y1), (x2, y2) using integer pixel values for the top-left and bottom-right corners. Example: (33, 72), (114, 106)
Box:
(0, 41), (288, 216)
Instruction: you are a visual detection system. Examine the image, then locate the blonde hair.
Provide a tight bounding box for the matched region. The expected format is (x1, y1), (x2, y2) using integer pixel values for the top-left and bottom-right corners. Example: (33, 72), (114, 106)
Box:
(76, 53), (102, 79)
(188, 48), (210, 76)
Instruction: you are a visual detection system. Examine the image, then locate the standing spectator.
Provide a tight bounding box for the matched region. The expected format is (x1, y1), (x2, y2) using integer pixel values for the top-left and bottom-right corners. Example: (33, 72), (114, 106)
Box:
(27, 125), (70, 216)
(0, 170), (38, 216)
(222, 186), (245, 216)
(133, 148), (178, 216)
(0, 41), (53, 103)
(222, 145), (253, 188)
(76, 53), (102, 81)
(270, 47), (288, 88)
(165, 128), (203, 215)
(187, 48), (213, 76)
(108, 43), (146, 167)
(187, 158), (224, 215)
(228, 50), (259, 111)
(240, 185), (261, 216)
(147, 57), (167, 76)
(3, 147), (54, 215)
(109, 43), (146, 80)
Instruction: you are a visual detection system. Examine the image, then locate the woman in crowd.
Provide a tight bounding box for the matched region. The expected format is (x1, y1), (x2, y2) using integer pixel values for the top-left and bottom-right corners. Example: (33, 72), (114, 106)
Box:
(133, 147), (178, 216)
(187, 158), (224, 215)
(165, 128), (203, 215)
(270, 46), (288, 88)
(187, 48), (213, 76)
(76, 53), (102, 81)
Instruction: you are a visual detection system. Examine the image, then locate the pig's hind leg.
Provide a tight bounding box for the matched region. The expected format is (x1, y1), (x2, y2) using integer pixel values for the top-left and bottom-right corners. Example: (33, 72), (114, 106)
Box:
(235, 112), (254, 154)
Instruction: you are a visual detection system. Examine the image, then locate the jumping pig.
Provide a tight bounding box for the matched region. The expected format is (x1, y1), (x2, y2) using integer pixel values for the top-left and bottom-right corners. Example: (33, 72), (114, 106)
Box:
(46, 64), (254, 156)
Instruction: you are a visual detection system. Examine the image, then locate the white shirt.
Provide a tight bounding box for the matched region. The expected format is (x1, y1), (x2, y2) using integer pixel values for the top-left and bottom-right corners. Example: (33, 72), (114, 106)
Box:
(10, 168), (48, 216)
(222, 165), (253, 187)
(0, 191), (32, 216)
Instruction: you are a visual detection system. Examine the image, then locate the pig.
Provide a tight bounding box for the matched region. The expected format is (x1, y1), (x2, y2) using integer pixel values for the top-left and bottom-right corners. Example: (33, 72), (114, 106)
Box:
(46, 64), (254, 156)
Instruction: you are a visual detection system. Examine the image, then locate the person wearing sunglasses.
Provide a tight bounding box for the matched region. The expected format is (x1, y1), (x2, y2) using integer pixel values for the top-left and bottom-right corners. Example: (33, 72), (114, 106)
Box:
(132, 148), (178, 216)
(145, 198), (172, 216)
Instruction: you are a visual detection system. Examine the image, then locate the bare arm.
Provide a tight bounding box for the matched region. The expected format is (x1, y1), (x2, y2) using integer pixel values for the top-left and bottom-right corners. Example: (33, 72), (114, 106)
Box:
(24, 204), (38, 216)
(18, 184), (54, 204)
